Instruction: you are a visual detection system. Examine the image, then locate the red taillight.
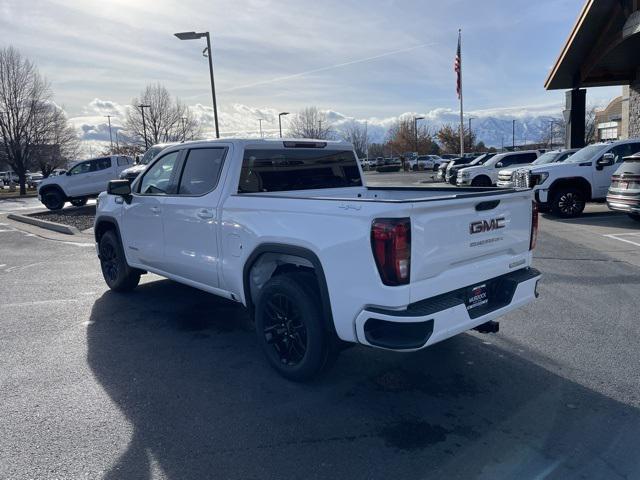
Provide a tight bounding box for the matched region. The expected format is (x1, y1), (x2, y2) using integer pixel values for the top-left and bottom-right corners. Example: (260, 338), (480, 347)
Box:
(530, 200), (538, 250)
(371, 218), (411, 286)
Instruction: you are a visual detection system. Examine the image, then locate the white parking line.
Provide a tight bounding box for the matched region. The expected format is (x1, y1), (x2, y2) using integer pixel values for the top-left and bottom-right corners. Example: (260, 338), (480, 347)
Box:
(603, 233), (640, 247)
(2, 298), (80, 308)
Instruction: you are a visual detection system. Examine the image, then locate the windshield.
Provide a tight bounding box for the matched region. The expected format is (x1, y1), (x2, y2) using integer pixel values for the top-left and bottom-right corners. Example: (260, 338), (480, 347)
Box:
(532, 152), (562, 165)
(566, 144), (606, 163)
(140, 146), (164, 165)
(469, 154), (489, 166)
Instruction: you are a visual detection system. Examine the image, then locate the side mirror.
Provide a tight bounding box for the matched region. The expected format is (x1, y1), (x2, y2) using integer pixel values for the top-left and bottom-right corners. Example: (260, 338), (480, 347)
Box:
(495, 162), (504, 168)
(107, 179), (132, 197)
(596, 153), (615, 169)
(66, 171), (71, 176)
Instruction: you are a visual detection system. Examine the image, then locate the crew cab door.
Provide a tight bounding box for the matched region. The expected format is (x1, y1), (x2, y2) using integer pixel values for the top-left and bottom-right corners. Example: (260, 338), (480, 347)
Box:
(64, 159), (95, 196)
(121, 150), (182, 269)
(114, 156), (133, 178)
(161, 145), (229, 288)
(593, 143), (640, 198)
(93, 157), (116, 194)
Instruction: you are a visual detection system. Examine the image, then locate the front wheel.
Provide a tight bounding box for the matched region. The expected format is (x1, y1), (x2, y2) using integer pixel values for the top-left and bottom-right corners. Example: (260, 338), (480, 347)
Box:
(552, 188), (586, 218)
(42, 190), (65, 210)
(99, 230), (140, 292)
(255, 272), (336, 381)
(70, 198), (88, 207)
(629, 213), (640, 223)
(471, 176), (492, 187)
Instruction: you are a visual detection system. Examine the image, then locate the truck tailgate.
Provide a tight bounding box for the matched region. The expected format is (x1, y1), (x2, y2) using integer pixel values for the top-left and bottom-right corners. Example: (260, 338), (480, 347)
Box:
(409, 190), (534, 303)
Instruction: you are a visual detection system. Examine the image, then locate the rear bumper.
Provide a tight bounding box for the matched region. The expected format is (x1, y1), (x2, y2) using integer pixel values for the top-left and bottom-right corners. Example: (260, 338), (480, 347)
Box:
(606, 194), (640, 214)
(354, 268), (541, 351)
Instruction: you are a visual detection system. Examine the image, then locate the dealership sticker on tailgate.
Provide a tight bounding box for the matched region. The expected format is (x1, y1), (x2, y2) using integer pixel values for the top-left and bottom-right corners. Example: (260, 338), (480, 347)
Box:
(466, 284), (488, 310)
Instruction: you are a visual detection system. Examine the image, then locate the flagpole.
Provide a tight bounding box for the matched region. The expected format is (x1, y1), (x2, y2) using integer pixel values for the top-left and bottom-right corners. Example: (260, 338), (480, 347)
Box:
(458, 29), (464, 157)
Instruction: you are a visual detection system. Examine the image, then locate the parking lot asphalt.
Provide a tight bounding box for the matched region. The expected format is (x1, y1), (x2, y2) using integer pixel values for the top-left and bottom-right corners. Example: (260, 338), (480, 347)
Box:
(1, 176), (640, 479)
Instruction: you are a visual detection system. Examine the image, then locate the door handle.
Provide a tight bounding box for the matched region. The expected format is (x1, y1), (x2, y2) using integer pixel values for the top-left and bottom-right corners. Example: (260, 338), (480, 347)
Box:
(150, 206), (161, 214)
(197, 209), (214, 219)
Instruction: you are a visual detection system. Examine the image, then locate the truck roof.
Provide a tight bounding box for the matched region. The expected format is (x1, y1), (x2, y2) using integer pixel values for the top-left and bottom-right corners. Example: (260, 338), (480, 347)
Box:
(176, 138), (354, 149)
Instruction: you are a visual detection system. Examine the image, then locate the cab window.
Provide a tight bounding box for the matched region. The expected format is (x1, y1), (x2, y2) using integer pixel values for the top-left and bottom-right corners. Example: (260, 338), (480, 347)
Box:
(96, 157), (112, 170)
(138, 151), (180, 195)
(68, 160), (96, 175)
(609, 143), (640, 163)
(177, 148), (226, 195)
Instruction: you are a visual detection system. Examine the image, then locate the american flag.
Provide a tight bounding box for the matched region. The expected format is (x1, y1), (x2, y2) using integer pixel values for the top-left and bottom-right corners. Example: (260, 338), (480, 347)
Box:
(454, 30), (462, 99)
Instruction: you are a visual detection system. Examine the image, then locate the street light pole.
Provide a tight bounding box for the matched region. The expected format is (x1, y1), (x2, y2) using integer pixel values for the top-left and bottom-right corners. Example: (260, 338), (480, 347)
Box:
(512, 119), (516, 150)
(138, 104), (151, 150)
(258, 119), (264, 138)
(174, 31), (220, 138)
(414, 116), (424, 154)
(278, 112), (289, 138)
(104, 115), (113, 153)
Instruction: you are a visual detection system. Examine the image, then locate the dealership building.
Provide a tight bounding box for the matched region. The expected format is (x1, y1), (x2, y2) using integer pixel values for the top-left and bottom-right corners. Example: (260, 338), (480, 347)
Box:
(545, 0), (640, 147)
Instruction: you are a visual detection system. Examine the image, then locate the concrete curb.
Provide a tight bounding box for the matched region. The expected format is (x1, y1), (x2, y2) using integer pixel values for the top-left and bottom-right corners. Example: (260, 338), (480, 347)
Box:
(0, 193), (38, 201)
(7, 213), (81, 235)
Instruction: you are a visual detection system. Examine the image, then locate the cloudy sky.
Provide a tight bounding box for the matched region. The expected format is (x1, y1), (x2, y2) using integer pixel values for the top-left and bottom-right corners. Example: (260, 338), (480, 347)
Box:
(1, 0), (620, 144)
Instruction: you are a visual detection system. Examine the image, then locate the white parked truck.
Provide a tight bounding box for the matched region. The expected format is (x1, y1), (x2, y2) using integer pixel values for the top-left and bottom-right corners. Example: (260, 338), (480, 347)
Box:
(520, 139), (640, 217)
(94, 139), (541, 380)
(496, 149), (578, 189)
(38, 155), (134, 210)
(456, 150), (540, 187)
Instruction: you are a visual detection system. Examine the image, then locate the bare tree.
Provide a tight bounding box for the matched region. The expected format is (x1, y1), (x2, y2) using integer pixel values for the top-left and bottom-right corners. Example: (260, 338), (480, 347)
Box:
(538, 119), (566, 149)
(387, 118), (439, 155)
(0, 46), (55, 194)
(32, 105), (80, 177)
(585, 106), (598, 145)
(288, 107), (333, 139)
(124, 83), (201, 147)
(436, 124), (476, 154)
(367, 143), (385, 158)
(341, 121), (369, 158)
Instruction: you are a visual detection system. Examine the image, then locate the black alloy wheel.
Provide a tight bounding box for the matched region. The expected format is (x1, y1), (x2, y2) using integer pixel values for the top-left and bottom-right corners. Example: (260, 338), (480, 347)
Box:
(553, 188), (586, 218)
(263, 292), (307, 367)
(255, 272), (336, 381)
(99, 230), (140, 292)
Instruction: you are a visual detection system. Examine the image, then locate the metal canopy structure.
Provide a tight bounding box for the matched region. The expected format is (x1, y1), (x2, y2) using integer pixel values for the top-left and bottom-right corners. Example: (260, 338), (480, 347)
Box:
(545, 0), (640, 90)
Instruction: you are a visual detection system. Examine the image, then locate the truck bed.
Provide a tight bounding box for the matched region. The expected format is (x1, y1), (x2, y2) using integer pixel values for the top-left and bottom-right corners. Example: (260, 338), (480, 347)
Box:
(235, 185), (521, 203)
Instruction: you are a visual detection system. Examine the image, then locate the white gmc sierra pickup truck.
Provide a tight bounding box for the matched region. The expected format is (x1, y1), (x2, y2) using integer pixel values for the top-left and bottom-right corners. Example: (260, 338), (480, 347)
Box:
(517, 139), (640, 217)
(94, 139), (541, 380)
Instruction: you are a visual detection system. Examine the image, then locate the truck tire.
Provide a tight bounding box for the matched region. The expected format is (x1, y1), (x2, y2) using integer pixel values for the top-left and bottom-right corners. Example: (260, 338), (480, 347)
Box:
(255, 271), (336, 381)
(629, 214), (640, 223)
(70, 198), (88, 207)
(471, 176), (492, 187)
(99, 230), (140, 292)
(42, 189), (65, 210)
(551, 187), (586, 218)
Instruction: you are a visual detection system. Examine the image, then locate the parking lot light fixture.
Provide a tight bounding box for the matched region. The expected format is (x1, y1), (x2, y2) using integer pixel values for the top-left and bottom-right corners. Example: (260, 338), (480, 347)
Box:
(174, 31), (220, 139)
(279, 112), (289, 138)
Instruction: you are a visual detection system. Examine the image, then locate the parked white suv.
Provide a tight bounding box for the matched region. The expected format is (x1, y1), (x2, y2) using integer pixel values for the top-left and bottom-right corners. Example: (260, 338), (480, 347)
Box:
(38, 155), (134, 210)
(496, 149), (578, 188)
(94, 138), (541, 380)
(457, 150), (540, 187)
(522, 139), (640, 217)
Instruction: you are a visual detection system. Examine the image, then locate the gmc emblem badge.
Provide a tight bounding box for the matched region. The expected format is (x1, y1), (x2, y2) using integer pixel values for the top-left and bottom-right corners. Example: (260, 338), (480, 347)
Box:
(470, 217), (506, 234)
